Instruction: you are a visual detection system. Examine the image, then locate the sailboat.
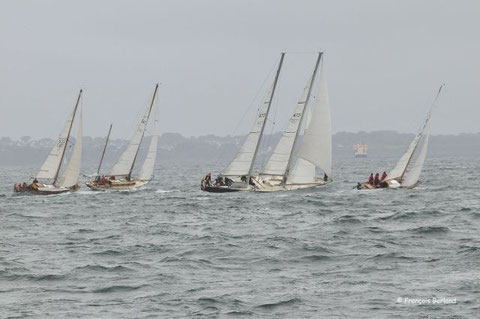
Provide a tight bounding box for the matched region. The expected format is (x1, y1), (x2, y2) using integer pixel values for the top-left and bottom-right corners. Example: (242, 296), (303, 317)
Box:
(201, 52), (332, 192)
(85, 84), (159, 191)
(13, 90), (83, 195)
(356, 85), (444, 190)
(252, 52), (332, 191)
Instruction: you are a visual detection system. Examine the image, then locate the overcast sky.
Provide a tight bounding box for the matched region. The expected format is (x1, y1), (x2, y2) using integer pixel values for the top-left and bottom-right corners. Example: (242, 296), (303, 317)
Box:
(0, 0), (478, 139)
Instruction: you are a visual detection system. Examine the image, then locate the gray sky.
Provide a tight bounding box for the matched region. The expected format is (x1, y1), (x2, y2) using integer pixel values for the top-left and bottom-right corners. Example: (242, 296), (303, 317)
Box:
(0, 0), (478, 139)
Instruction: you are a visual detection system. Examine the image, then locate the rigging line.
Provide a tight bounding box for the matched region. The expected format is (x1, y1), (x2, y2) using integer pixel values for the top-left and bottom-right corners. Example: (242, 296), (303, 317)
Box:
(260, 66), (282, 170)
(230, 57), (281, 136)
(284, 51), (324, 54)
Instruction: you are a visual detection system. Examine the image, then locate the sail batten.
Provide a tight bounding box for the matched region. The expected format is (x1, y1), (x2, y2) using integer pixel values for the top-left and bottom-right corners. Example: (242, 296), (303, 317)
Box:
(222, 53), (285, 177)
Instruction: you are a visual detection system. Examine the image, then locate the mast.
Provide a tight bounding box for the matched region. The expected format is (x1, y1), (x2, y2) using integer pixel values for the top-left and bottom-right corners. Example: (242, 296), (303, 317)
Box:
(53, 89), (82, 184)
(247, 52), (285, 180)
(283, 52), (322, 182)
(127, 83), (159, 180)
(97, 124), (113, 175)
(399, 84), (444, 181)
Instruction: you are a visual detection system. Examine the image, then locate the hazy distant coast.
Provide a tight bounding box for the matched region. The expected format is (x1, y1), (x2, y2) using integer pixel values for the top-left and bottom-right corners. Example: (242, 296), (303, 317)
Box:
(1, 131), (480, 167)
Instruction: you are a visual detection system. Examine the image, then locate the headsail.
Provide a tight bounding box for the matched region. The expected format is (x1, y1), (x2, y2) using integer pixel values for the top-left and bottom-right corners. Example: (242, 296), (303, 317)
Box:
(293, 54), (332, 179)
(138, 114), (159, 181)
(261, 52), (323, 178)
(222, 53), (285, 177)
(387, 84), (443, 181)
(110, 84), (159, 178)
(36, 90), (82, 181)
(402, 125), (430, 187)
(56, 106), (83, 188)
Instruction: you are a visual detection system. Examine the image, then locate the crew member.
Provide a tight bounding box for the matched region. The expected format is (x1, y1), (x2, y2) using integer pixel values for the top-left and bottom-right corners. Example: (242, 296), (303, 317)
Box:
(368, 173), (374, 185)
(374, 173), (380, 186)
(381, 171), (387, 181)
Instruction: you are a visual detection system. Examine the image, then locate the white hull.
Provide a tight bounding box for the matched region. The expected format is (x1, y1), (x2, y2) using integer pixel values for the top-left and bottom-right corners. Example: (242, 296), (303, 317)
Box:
(86, 179), (150, 191)
(251, 176), (330, 192)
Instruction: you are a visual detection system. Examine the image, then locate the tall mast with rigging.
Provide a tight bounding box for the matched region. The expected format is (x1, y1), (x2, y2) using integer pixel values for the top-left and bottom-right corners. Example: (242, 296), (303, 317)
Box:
(399, 84), (444, 181)
(127, 83), (159, 180)
(97, 124), (113, 176)
(283, 52), (322, 183)
(246, 52), (285, 180)
(53, 89), (82, 184)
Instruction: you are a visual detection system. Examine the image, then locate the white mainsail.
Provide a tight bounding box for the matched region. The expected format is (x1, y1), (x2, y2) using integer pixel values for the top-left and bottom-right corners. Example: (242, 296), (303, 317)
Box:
(402, 126), (430, 187)
(111, 85), (158, 177)
(56, 107), (83, 188)
(223, 54), (285, 177)
(138, 117), (159, 181)
(261, 77), (313, 176)
(293, 55), (332, 179)
(387, 133), (422, 180)
(36, 90), (82, 181)
(387, 84), (443, 183)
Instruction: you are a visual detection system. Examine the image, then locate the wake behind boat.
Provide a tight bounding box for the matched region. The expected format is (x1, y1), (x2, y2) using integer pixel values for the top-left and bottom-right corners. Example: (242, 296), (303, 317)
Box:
(13, 90), (84, 195)
(202, 52), (332, 193)
(356, 85), (444, 190)
(85, 84), (160, 191)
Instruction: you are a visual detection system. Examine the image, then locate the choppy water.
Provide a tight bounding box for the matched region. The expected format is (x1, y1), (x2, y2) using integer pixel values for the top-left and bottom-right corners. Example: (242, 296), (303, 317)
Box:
(0, 157), (479, 318)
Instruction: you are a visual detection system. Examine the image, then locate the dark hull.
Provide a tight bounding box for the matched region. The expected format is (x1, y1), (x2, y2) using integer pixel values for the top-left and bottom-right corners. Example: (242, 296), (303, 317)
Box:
(202, 186), (243, 193)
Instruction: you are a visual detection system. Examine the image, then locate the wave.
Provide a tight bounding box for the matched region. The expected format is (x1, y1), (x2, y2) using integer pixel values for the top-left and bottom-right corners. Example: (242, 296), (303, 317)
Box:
(74, 264), (133, 272)
(256, 297), (301, 310)
(92, 284), (148, 293)
(409, 226), (450, 234)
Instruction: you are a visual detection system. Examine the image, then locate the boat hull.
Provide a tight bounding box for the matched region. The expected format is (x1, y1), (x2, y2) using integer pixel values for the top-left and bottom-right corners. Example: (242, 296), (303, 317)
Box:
(13, 184), (78, 195)
(85, 179), (150, 191)
(356, 179), (401, 190)
(252, 177), (331, 192)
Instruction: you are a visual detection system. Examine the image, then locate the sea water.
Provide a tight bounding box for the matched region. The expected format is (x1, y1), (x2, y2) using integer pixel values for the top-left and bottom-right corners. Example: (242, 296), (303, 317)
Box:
(0, 157), (478, 318)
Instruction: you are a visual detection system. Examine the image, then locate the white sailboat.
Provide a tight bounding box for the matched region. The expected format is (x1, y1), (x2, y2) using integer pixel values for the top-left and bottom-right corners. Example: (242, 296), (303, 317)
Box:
(14, 90), (83, 195)
(253, 52), (332, 192)
(85, 84), (160, 191)
(201, 52), (332, 192)
(357, 85), (444, 190)
(201, 53), (285, 192)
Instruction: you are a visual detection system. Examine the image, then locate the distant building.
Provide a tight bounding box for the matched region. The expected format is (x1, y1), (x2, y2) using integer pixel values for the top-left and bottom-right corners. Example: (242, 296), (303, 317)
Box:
(354, 144), (368, 157)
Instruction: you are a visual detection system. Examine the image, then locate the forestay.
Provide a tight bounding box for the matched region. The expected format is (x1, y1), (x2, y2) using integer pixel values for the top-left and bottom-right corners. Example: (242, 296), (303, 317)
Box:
(56, 107), (83, 188)
(294, 56), (332, 178)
